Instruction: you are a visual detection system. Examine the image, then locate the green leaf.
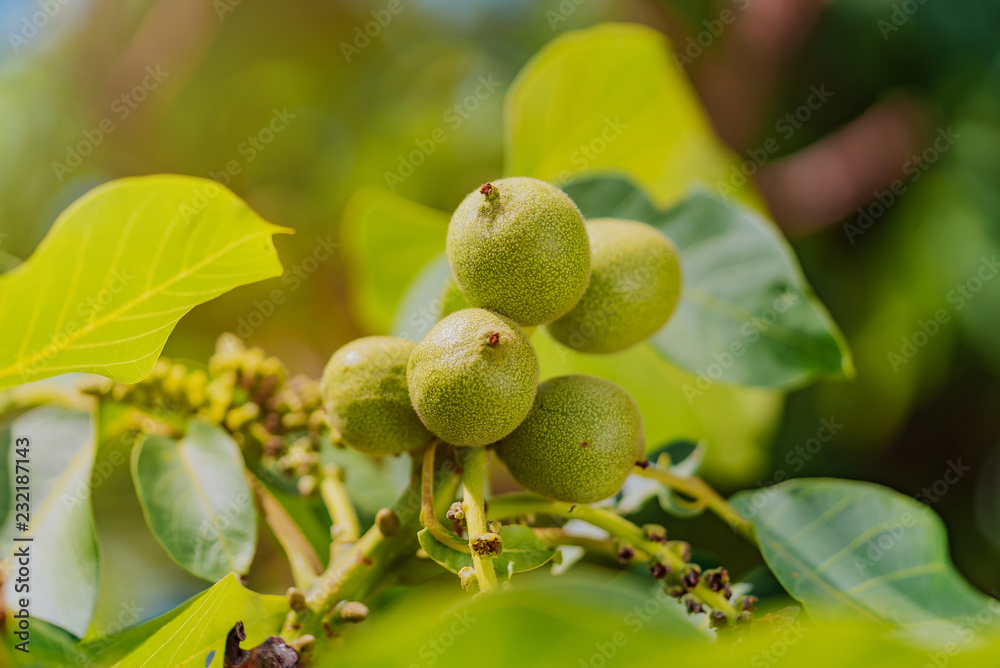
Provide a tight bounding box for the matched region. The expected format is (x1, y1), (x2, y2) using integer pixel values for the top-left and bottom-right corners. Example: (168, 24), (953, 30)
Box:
(341, 187), (448, 334)
(5, 618), (90, 667)
(417, 528), (469, 574)
(417, 526), (556, 580)
(1, 407), (99, 637)
(110, 574), (287, 668)
(317, 575), (714, 668)
(732, 478), (999, 646)
(131, 419), (257, 582)
(0, 175), (289, 390)
(493, 525), (559, 579)
(563, 176), (853, 388)
(505, 22), (762, 209)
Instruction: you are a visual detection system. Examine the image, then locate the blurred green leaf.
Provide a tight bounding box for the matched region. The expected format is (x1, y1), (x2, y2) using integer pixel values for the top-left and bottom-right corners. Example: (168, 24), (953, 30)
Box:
(110, 574), (287, 668)
(417, 526), (556, 580)
(505, 23), (761, 209)
(732, 478), (999, 646)
(131, 420), (257, 582)
(0, 175), (289, 390)
(319, 572), (712, 668)
(6, 618), (88, 667)
(341, 187), (448, 334)
(564, 176), (853, 388)
(1, 407), (99, 637)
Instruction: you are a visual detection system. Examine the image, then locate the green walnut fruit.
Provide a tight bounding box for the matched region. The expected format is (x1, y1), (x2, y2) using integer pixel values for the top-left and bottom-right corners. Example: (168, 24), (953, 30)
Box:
(407, 308), (539, 446)
(547, 219), (682, 354)
(320, 336), (432, 455)
(447, 177), (590, 326)
(496, 374), (644, 503)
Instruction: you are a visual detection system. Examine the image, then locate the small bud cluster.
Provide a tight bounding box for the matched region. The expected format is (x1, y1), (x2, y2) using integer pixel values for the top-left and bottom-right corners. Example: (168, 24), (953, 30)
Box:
(622, 534), (752, 629)
(79, 334), (329, 480)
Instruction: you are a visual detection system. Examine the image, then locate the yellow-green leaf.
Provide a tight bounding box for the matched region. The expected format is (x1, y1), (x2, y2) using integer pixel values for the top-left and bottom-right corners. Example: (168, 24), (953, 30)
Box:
(341, 187), (448, 333)
(0, 175), (289, 389)
(505, 23), (760, 209)
(110, 574), (287, 668)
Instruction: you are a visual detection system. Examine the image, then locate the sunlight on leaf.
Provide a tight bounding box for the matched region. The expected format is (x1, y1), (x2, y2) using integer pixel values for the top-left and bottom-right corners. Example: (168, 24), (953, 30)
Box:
(110, 574), (286, 668)
(505, 23), (761, 210)
(341, 187), (448, 334)
(0, 175), (289, 390)
(1, 407), (99, 637)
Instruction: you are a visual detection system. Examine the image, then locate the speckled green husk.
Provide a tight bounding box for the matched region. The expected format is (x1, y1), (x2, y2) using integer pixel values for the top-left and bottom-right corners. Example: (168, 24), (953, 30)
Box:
(447, 177), (590, 326)
(320, 336), (432, 455)
(547, 219), (682, 354)
(407, 308), (539, 447)
(496, 374), (644, 503)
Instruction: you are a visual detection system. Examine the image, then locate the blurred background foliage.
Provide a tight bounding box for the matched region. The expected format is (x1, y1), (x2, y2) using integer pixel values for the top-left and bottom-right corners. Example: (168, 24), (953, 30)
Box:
(3, 0), (1000, 629)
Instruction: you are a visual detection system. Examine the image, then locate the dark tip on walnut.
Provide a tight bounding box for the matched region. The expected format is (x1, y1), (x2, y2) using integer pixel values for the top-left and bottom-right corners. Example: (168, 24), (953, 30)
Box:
(580, 441), (588, 448)
(480, 183), (494, 197)
(636, 459), (650, 469)
(488, 332), (500, 346)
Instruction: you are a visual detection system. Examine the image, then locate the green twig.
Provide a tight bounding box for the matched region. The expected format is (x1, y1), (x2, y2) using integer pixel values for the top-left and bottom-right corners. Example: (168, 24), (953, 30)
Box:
(246, 472), (323, 591)
(461, 448), (498, 592)
(420, 441), (470, 553)
(634, 464), (754, 542)
(285, 477), (422, 639)
(321, 463), (361, 546)
(487, 493), (686, 571)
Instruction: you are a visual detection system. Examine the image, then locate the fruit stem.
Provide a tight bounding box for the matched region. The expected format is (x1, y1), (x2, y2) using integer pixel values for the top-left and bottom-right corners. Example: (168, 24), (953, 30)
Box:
(486, 493), (685, 571)
(530, 528), (629, 560)
(633, 464), (754, 542)
(320, 463), (361, 548)
(421, 441), (471, 553)
(461, 448), (499, 592)
(285, 475), (422, 639)
(246, 472), (323, 591)
(488, 494), (744, 620)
